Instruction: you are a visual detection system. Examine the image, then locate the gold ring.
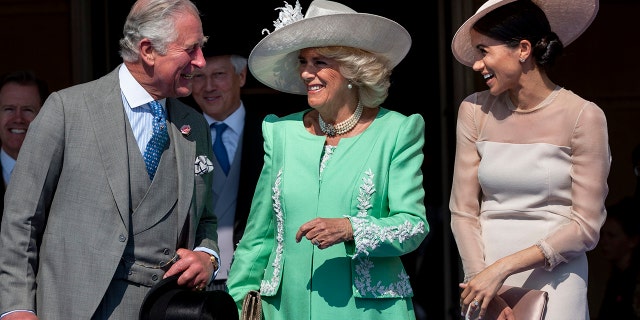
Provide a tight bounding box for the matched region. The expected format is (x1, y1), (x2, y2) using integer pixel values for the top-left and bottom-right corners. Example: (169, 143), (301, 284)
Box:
(196, 285), (204, 291)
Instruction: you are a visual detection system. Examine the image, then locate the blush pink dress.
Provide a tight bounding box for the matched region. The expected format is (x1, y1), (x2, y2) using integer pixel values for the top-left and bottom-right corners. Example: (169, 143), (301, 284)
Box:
(450, 86), (610, 319)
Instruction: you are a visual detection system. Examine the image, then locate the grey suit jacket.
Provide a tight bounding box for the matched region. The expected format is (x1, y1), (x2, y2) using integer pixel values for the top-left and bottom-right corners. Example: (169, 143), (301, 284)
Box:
(0, 66), (218, 319)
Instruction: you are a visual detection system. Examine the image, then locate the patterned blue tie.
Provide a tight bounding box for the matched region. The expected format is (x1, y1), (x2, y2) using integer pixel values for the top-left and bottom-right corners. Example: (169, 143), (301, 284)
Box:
(143, 100), (169, 180)
(212, 122), (230, 175)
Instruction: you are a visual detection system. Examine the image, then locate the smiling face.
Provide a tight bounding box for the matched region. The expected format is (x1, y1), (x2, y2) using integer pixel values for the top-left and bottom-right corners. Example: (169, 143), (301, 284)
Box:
(469, 29), (523, 96)
(192, 55), (246, 120)
(298, 48), (351, 112)
(0, 82), (42, 159)
(148, 11), (207, 99)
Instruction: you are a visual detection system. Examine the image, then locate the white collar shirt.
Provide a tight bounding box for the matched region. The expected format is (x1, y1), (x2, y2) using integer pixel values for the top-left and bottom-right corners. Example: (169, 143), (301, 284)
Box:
(118, 64), (167, 154)
(202, 102), (245, 164)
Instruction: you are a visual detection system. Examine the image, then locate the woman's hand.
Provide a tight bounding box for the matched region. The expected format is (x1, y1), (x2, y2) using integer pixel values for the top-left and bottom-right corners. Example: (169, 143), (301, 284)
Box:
(460, 246), (546, 319)
(296, 217), (353, 249)
(459, 264), (506, 320)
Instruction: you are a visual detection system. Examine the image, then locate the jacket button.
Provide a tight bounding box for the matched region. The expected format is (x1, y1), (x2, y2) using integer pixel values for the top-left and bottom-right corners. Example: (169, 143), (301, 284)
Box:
(163, 248), (171, 255)
(119, 234), (126, 242)
(152, 274), (158, 281)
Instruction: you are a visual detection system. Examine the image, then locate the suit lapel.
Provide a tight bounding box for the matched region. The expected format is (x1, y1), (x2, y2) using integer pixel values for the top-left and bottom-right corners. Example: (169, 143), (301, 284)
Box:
(88, 67), (131, 228)
(166, 99), (196, 226)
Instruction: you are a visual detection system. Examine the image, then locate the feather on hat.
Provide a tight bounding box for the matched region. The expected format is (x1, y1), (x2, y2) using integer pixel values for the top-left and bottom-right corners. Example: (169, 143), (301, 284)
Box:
(248, 0), (412, 94)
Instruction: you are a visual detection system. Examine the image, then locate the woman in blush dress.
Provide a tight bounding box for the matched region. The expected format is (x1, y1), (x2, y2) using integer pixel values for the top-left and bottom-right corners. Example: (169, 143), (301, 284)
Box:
(449, 0), (609, 319)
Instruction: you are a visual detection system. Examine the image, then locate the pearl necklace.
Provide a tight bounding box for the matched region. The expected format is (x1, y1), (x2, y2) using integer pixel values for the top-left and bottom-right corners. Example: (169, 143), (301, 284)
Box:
(318, 102), (363, 137)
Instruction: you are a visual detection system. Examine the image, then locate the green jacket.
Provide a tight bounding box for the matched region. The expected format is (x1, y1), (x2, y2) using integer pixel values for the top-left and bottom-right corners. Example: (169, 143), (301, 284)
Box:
(227, 108), (428, 319)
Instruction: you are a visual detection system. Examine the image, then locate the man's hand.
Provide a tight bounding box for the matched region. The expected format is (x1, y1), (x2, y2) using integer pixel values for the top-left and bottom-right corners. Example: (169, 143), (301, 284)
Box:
(163, 248), (214, 290)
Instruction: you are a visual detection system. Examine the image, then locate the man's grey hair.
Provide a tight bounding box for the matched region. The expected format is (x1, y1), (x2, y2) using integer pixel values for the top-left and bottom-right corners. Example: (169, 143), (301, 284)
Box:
(119, 0), (201, 62)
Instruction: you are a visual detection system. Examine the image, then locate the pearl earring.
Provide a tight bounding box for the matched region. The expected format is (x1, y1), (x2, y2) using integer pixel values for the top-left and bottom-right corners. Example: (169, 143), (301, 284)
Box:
(519, 58), (526, 63)
(347, 82), (353, 89)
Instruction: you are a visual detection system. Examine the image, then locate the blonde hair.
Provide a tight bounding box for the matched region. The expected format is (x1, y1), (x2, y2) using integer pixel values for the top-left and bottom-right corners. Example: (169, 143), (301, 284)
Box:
(314, 46), (393, 107)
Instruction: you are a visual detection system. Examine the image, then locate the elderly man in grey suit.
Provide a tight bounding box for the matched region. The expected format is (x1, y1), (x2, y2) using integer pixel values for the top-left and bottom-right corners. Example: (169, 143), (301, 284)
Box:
(0, 0), (221, 319)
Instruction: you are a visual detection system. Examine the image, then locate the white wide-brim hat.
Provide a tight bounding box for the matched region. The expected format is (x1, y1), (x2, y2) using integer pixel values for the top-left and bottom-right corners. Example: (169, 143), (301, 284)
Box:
(248, 0), (412, 95)
(451, 0), (599, 67)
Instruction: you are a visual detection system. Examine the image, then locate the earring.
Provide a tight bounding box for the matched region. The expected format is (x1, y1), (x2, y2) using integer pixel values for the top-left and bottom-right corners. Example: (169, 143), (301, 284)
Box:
(519, 58), (526, 63)
(347, 81), (353, 89)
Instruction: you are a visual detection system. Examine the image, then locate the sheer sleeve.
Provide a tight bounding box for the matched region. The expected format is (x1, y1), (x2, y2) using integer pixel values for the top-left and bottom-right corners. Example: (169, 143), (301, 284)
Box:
(449, 93), (486, 280)
(538, 101), (610, 269)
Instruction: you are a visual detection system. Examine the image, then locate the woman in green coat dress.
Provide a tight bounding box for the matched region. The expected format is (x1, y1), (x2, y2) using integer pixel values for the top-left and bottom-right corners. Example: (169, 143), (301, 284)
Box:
(226, 1), (429, 319)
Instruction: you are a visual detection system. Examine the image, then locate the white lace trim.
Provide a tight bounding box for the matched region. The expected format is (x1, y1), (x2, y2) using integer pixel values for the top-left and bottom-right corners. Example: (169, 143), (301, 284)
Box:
(350, 170), (425, 257)
(354, 257), (414, 297)
(320, 145), (336, 175)
(348, 169), (424, 297)
(260, 169), (285, 294)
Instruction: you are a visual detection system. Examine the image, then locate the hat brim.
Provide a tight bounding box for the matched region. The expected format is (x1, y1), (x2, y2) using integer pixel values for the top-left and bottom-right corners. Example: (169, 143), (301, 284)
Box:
(139, 275), (238, 320)
(451, 0), (598, 67)
(139, 275), (183, 320)
(249, 12), (411, 95)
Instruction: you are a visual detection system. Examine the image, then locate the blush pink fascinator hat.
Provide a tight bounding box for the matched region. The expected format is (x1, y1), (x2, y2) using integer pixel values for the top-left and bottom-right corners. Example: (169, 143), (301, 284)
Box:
(451, 0), (599, 67)
(248, 0), (411, 95)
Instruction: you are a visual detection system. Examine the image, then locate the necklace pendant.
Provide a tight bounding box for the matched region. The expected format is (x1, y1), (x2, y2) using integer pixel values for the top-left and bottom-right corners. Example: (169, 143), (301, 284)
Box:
(326, 124), (336, 137)
(318, 101), (363, 137)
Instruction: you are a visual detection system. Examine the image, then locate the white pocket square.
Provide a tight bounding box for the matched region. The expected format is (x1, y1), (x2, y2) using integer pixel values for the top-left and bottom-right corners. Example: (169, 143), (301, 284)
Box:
(194, 155), (214, 175)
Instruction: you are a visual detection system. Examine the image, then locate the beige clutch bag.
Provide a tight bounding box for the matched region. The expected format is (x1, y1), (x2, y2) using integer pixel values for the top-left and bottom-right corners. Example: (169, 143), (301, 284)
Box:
(495, 285), (548, 320)
(241, 290), (262, 320)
